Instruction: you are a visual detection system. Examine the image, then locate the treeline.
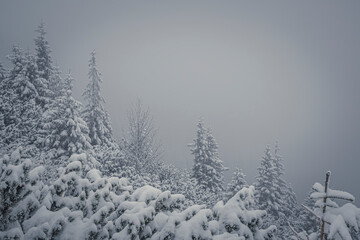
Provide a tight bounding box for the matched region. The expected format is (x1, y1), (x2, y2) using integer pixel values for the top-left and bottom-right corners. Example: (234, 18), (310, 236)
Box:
(0, 23), (359, 239)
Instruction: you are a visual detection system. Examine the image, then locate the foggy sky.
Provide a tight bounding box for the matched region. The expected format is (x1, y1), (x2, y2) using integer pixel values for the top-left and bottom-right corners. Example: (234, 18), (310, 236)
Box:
(1, 1), (360, 202)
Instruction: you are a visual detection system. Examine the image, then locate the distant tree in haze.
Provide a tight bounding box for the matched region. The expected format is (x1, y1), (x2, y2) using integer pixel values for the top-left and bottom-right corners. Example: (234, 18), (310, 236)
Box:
(122, 99), (162, 173)
(34, 22), (54, 107)
(273, 144), (298, 215)
(255, 145), (282, 216)
(190, 119), (227, 194)
(82, 51), (114, 147)
(255, 144), (299, 239)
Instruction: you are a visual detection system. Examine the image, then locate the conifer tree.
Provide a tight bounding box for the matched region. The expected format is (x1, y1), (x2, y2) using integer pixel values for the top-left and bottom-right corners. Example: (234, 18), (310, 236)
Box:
(40, 72), (91, 158)
(225, 168), (248, 201)
(255, 145), (282, 216)
(190, 119), (226, 193)
(82, 51), (113, 147)
(2, 47), (41, 145)
(273, 144), (298, 215)
(32, 23), (53, 108)
(0, 62), (7, 132)
(255, 144), (299, 239)
(35, 22), (53, 81)
(0, 62), (6, 81)
(48, 65), (63, 98)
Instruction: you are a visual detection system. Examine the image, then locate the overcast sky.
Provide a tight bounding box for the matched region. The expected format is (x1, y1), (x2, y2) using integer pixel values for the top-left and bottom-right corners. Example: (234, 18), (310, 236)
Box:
(1, 1), (360, 202)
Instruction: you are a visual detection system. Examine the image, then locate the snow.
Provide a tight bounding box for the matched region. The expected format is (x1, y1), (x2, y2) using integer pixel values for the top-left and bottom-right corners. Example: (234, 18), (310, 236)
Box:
(327, 189), (355, 202)
(23, 206), (72, 232)
(65, 160), (82, 173)
(328, 215), (352, 240)
(86, 169), (101, 183)
(311, 182), (355, 202)
(131, 185), (162, 203)
(28, 165), (45, 182)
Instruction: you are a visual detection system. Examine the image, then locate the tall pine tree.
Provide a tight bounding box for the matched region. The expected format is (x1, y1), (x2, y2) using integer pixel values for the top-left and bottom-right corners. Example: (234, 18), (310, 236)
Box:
(273, 144), (297, 216)
(34, 22), (54, 106)
(255, 144), (299, 239)
(255, 145), (283, 216)
(82, 51), (113, 147)
(190, 119), (226, 193)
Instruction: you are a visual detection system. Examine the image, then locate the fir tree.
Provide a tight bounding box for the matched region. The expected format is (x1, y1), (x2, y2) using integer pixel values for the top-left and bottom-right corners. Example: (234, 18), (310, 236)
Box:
(82, 51), (113, 147)
(225, 168), (248, 201)
(34, 22), (53, 84)
(2, 47), (41, 145)
(190, 119), (226, 193)
(273, 144), (298, 216)
(48, 65), (63, 98)
(0, 62), (6, 81)
(255, 144), (299, 239)
(255, 145), (282, 216)
(0, 62), (7, 132)
(40, 72), (91, 158)
(33, 22), (54, 107)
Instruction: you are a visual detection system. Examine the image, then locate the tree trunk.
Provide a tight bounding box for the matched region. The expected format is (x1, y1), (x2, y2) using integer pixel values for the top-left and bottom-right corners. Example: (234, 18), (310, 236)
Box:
(320, 171), (330, 240)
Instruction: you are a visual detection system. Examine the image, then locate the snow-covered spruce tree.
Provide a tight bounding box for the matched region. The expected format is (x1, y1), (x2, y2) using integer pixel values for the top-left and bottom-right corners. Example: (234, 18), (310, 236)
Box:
(273, 144), (298, 216)
(255, 145), (299, 239)
(82, 51), (114, 147)
(255, 145), (282, 216)
(1, 47), (42, 146)
(273, 144), (298, 239)
(39, 72), (92, 159)
(122, 99), (162, 173)
(0, 62), (8, 133)
(190, 119), (227, 194)
(225, 168), (248, 201)
(48, 65), (63, 98)
(34, 21), (54, 106)
(35, 22), (53, 82)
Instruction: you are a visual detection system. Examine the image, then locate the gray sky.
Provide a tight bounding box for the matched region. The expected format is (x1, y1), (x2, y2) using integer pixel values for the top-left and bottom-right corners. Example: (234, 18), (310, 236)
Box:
(1, 1), (360, 202)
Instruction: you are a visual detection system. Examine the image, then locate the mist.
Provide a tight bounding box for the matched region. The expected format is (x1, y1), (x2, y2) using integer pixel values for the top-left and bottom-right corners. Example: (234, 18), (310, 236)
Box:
(1, 0), (360, 203)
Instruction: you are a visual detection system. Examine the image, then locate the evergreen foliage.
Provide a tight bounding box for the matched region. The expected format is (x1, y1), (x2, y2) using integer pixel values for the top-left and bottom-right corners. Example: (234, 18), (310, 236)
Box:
(39, 73), (92, 158)
(255, 144), (299, 239)
(0, 149), (276, 240)
(34, 22), (54, 106)
(82, 51), (114, 147)
(190, 119), (227, 194)
(225, 168), (248, 201)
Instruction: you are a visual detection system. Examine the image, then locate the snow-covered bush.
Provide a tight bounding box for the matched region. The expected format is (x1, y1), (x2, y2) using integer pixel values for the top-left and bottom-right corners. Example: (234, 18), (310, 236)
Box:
(213, 186), (276, 239)
(0, 150), (276, 239)
(0, 147), (46, 239)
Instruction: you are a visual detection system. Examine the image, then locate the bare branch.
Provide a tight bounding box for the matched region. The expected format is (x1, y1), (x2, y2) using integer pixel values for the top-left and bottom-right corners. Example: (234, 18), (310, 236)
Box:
(288, 222), (309, 240)
(301, 204), (331, 225)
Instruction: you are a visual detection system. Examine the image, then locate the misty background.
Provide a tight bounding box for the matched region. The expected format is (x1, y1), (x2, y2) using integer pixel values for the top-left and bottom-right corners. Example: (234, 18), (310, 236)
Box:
(1, 1), (359, 202)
